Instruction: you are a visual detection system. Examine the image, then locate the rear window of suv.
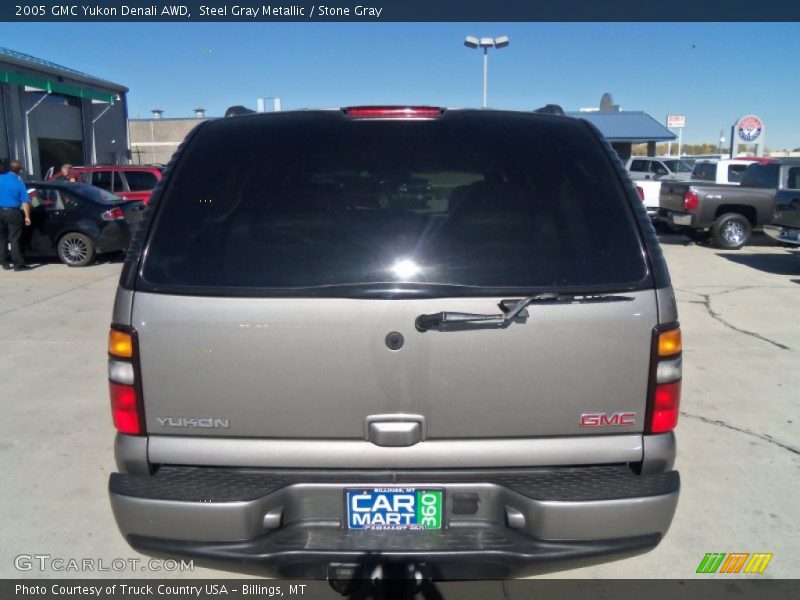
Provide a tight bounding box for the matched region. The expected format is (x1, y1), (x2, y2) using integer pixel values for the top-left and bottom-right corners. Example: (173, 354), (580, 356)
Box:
(692, 162), (715, 181)
(139, 111), (649, 296)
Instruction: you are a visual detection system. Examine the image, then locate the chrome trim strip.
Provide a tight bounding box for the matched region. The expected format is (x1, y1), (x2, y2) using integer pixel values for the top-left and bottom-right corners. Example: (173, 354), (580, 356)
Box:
(148, 435), (643, 469)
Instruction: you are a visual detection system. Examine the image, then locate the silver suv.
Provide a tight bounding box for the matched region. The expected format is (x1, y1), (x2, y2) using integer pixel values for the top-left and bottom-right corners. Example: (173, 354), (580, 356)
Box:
(626, 156), (694, 181)
(107, 107), (681, 580)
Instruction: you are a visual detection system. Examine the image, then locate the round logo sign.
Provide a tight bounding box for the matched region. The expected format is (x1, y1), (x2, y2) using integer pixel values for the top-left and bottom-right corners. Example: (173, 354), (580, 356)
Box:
(737, 115), (763, 142)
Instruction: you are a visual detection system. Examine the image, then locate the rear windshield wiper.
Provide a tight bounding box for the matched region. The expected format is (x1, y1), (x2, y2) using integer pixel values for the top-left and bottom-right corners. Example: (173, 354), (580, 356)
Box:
(415, 293), (633, 332)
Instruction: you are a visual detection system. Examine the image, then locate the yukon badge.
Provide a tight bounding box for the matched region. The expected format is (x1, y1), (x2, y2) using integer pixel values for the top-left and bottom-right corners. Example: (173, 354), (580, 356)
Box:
(156, 417), (231, 429)
(580, 412), (636, 427)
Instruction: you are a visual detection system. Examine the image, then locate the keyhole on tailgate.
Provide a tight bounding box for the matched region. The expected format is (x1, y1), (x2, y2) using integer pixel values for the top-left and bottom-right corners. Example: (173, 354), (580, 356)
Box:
(385, 332), (404, 351)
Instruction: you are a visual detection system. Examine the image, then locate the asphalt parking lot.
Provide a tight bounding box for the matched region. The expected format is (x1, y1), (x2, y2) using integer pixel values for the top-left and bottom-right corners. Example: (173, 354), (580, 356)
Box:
(0, 234), (798, 583)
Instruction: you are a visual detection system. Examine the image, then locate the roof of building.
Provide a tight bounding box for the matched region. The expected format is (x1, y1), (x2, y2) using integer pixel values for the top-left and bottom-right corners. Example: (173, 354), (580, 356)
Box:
(566, 111), (676, 143)
(0, 47), (127, 93)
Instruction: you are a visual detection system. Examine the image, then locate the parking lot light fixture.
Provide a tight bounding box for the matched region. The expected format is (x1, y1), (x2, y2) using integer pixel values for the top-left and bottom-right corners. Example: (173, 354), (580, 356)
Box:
(464, 35), (509, 108)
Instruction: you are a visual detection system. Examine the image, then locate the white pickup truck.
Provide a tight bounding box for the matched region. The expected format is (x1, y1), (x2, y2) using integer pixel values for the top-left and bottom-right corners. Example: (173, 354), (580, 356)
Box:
(690, 159), (757, 185)
(634, 159), (756, 220)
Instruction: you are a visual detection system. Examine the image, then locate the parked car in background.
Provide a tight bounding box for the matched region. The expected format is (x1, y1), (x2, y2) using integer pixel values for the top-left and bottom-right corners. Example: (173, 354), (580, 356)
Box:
(763, 167), (800, 245)
(626, 156), (694, 181)
(657, 159), (799, 249)
(24, 182), (144, 266)
(690, 159), (757, 185)
(48, 165), (163, 204)
(107, 106), (681, 581)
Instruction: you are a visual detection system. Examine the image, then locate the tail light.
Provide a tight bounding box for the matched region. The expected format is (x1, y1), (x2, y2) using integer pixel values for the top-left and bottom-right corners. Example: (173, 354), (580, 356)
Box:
(102, 207), (125, 221)
(343, 106), (444, 119)
(683, 191), (699, 212)
(108, 325), (145, 435)
(646, 324), (682, 433)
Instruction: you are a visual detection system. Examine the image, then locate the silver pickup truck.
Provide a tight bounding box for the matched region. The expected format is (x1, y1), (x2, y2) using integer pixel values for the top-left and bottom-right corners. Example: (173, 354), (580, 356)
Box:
(658, 159), (800, 249)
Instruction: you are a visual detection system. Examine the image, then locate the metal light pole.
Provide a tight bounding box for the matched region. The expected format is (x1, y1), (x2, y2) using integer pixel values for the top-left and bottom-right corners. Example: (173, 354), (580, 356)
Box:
(465, 36), (509, 108)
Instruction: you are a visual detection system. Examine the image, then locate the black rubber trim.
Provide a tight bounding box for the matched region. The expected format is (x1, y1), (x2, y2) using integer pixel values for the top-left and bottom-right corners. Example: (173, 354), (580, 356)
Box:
(492, 467), (677, 501)
(110, 467), (288, 502)
(127, 525), (661, 579)
(110, 465), (679, 504)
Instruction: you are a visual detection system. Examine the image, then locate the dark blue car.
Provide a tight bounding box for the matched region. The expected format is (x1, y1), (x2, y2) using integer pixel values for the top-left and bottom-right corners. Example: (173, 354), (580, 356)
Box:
(22, 182), (144, 267)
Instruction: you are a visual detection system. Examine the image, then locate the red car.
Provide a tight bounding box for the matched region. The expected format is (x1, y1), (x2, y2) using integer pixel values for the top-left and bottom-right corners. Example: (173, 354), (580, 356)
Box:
(50, 165), (163, 204)
(732, 156), (773, 164)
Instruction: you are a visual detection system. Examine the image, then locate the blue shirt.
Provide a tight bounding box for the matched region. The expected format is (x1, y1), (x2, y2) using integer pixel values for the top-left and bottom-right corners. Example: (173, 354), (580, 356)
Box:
(0, 172), (28, 208)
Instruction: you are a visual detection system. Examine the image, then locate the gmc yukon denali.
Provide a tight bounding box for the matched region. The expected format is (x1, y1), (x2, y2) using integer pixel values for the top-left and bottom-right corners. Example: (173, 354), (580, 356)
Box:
(107, 107), (682, 582)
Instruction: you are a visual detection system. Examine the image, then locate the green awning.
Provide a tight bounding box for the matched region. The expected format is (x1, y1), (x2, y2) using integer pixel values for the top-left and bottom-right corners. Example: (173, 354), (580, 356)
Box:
(0, 69), (116, 104)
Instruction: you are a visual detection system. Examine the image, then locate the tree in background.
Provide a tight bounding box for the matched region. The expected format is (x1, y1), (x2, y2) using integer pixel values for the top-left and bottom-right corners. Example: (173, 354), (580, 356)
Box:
(632, 142), (774, 156)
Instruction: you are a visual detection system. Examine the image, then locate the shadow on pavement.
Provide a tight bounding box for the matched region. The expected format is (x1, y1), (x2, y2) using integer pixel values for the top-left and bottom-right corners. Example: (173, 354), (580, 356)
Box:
(716, 250), (800, 276)
(27, 251), (126, 268)
(658, 231), (781, 249)
(656, 234), (694, 246)
(94, 251), (127, 265)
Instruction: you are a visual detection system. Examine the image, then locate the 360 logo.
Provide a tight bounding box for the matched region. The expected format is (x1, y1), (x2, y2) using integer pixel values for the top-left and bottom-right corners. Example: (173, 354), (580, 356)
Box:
(696, 552), (773, 574)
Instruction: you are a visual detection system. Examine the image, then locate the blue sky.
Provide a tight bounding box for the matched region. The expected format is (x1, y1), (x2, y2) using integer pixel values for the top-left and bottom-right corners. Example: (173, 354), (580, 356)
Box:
(2, 22), (799, 148)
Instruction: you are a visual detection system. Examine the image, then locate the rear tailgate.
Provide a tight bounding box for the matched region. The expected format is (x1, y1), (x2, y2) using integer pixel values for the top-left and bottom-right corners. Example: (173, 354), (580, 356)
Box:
(132, 291), (655, 439)
(659, 181), (691, 213)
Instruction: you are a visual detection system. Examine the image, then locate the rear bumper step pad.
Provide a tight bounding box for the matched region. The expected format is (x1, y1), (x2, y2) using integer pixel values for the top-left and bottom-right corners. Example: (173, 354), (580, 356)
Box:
(110, 464), (678, 503)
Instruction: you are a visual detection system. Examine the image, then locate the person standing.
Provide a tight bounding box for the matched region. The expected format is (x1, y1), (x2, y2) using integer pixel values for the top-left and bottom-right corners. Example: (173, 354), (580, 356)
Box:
(0, 160), (32, 271)
(54, 163), (76, 182)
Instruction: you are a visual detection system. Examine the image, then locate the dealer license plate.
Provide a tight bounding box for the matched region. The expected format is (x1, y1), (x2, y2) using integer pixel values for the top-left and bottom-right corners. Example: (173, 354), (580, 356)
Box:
(671, 213), (692, 226)
(346, 488), (443, 530)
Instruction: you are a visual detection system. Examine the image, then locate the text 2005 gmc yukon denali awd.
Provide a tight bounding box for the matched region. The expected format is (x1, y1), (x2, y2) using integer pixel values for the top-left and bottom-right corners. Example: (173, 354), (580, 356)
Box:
(107, 107), (681, 580)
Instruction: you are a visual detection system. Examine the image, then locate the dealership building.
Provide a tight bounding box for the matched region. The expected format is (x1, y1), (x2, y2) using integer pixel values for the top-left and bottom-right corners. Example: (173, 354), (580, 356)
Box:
(129, 109), (207, 166)
(566, 94), (676, 160)
(0, 47), (129, 179)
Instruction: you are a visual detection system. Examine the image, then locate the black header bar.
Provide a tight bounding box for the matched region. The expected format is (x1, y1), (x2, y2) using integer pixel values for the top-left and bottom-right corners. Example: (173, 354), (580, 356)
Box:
(2, 1), (799, 22)
(4, 579), (800, 600)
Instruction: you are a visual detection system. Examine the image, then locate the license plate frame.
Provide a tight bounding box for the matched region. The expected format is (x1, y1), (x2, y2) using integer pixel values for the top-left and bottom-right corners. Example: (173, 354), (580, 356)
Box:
(670, 213), (692, 226)
(345, 487), (444, 531)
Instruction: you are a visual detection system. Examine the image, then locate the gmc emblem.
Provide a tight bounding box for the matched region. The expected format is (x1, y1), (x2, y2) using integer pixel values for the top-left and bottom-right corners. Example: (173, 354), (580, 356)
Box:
(580, 412), (636, 427)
